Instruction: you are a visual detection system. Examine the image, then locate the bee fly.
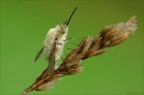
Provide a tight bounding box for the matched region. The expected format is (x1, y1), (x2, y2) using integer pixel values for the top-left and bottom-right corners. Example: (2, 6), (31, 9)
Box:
(35, 7), (77, 73)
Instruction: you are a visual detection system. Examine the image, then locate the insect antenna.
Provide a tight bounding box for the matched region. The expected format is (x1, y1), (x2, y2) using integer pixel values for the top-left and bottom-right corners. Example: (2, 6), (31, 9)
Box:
(66, 7), (77, 26)
(57, 52), (64, 62)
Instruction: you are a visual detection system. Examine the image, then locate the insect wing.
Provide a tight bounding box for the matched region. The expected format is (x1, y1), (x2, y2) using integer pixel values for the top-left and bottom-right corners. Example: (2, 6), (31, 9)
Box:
(47, 41), (56, 73)
(35, 46), (44, 62)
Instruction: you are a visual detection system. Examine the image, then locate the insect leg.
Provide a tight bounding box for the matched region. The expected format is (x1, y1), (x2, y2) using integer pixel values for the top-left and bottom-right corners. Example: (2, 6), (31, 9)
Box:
(66, 48), (74, 51)
(64, 37), (85, 41)
(69, 42), (78, 46)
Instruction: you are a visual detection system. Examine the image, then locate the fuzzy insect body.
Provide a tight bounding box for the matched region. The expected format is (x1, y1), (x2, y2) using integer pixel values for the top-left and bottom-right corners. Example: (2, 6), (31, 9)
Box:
(44, 25), (68, 61)
(35, 7), (77, 72)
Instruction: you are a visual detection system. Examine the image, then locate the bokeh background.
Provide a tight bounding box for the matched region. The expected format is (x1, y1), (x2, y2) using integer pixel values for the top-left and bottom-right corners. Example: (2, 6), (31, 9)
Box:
(0, 0), (143, 95)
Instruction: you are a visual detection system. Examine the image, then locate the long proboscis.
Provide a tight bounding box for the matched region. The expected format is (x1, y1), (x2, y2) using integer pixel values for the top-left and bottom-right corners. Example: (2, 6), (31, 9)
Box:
(66, 7), (77, 26)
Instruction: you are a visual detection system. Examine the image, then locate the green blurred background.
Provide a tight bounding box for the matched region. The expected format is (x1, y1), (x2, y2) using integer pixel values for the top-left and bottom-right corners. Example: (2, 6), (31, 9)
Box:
(0, 0), (143, 95)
